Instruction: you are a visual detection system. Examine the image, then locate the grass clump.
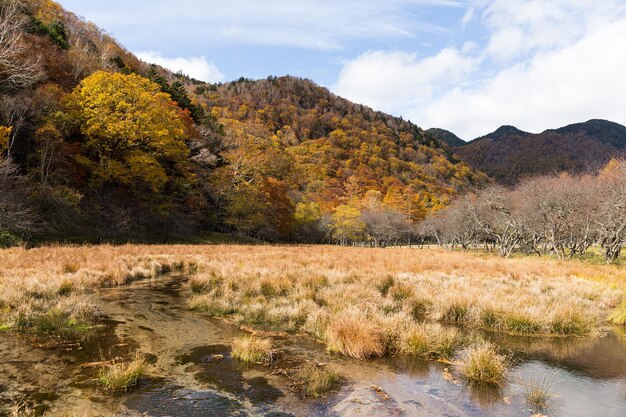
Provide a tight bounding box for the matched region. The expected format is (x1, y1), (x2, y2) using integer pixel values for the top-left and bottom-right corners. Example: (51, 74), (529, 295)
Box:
(231, 336), (273, 363)
(608, 298), (626, 326)
(293, 363), (340, 397)
(503, 313), (542, 334)
(325, 311), (385, 360)
(442, 300), (469, 324)
(457, 342), (507, 386)
(400, 323), (462, 359)
(98, 357), (146, 391)
(525, 377), (554, 409)
(189, 294), (235, 317)
(33, 309), (89, 335)
(551, 308), (593, 335)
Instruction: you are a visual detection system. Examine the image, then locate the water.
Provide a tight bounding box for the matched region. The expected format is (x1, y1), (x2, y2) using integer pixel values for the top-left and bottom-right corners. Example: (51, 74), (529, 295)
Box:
(1, 275), (625, 416)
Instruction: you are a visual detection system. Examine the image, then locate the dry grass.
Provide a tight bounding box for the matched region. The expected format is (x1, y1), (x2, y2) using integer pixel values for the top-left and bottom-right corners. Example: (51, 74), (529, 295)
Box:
(608, 298), (626, 326)
(98, 356), (146, 391)
(231, 336), (273, 363)
(399, 323), (462, 358)
(324, 309), (385, 359)
(457, 342), (507, 386)
(0, 245), (198, 334)
(525, 376), (554, 409)
(292, 363), (340, 397)
(181, 246), (622, 355)
(1, 245), (623, 348)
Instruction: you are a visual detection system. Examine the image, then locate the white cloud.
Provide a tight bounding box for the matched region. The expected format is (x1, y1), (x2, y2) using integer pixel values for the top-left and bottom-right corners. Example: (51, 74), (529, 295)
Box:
(135, 51), (223, 83)
(333, 0), (626, 139)
(59, 0), (462, 50)
(418, 18), (626, 138)
(335, 49), (479, 115)
(478, 0), (626, 60)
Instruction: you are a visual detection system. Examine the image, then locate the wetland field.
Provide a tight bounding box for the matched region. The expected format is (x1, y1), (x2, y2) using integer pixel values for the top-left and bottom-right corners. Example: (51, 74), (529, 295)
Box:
(1, 244), (625, 417)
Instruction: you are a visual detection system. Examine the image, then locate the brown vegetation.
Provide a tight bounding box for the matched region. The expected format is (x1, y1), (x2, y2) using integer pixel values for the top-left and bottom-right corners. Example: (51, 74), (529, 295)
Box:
(456, 342), (507, 386)
(1, 244), (623, 361)
(292, 363), (340, 397)
(97, 356), (146, 391)
(421, 159), (626, 264)
(230, 336), (274, 363)
(0, 245), (197, 333)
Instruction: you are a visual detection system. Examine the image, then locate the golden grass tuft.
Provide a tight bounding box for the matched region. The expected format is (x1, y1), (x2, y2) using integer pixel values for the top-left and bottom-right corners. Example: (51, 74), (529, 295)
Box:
(457, 342), (507, 386)
(608, 298), (626, 326)
(0, 245), (623, 342)
(293, 363), (340, 397)
(98, 357), (146, 391)
(231, 336), (273, 363)
(325, 310), (385, 360)
(525, 377), (554, 409)
(399, 323), (462, 358)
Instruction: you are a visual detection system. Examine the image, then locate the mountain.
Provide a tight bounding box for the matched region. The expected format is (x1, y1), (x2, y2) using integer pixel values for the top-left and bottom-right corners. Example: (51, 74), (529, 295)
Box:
(453, 120), (626, 184)
(426, 128), (466, 147)
(471, 125), (531, 142)
(0, 0), (487, 244)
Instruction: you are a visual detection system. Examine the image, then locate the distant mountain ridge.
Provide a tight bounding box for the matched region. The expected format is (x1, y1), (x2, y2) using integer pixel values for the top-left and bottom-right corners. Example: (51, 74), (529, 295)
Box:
(426, 128), (465, 147)
(445, 119), (626, 184)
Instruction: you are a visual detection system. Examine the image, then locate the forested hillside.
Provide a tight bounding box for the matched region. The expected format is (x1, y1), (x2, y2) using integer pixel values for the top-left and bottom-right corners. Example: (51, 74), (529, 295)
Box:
(0, 0), (486, 245)
(454, 120), (626, 184)
(426, 128), (465, 147)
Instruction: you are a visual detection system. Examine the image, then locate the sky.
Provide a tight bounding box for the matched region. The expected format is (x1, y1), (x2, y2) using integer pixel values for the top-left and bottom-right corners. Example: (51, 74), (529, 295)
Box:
(56, 0), (626, 140)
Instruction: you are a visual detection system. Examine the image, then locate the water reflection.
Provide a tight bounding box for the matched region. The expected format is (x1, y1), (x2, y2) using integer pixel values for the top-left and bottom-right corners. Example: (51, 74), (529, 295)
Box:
(2, 274), (625, 417)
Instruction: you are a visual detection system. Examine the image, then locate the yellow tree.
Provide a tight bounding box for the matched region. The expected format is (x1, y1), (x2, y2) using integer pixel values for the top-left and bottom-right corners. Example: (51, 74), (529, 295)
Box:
(0, 126), (11, 154)
(68, 71), (193, 192)
(330, 205), (366, 245)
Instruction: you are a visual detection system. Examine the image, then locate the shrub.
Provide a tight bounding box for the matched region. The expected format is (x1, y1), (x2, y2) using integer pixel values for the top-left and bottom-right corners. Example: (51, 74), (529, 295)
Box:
(231, 336), (273, 363)
(0, 230), (21, 248)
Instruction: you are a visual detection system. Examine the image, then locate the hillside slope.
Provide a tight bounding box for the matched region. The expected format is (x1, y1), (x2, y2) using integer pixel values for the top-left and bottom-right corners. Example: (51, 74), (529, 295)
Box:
(0, 0), (486, 243)
(426, 128), (466, 147)
(454, 120), (626, 184)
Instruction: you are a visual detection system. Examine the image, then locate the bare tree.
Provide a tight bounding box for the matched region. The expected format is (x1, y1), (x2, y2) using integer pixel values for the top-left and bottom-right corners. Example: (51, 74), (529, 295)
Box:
(515, 174), (596, 258)
(361, 209), (410, 247)
(469, 186), (527, 257)
(34, 123), (66, 186)
(0, 92), (32, 158)
(0, 157), (37, 236)
(0, 0), (43, 90)
(594, 160), (626, 263)
(69, 37), (98, 82)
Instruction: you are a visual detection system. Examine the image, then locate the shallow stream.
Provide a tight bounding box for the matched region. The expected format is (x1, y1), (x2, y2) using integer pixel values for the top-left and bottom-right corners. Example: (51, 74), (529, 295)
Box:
(1, 275), (624, 416)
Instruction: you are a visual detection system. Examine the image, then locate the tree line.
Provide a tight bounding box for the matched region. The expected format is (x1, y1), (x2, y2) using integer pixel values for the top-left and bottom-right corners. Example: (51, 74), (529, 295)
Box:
(419, 160), (626, 264)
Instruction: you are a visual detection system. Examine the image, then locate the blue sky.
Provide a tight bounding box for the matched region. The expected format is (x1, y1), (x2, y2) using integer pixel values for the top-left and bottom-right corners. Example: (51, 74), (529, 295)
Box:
(57, 0), (626, 139)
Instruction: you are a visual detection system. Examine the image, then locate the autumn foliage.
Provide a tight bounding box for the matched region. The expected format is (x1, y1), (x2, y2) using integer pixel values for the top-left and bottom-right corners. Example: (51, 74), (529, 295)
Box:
(0, 0), (487, 244)
(68, 71), (194, 192)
